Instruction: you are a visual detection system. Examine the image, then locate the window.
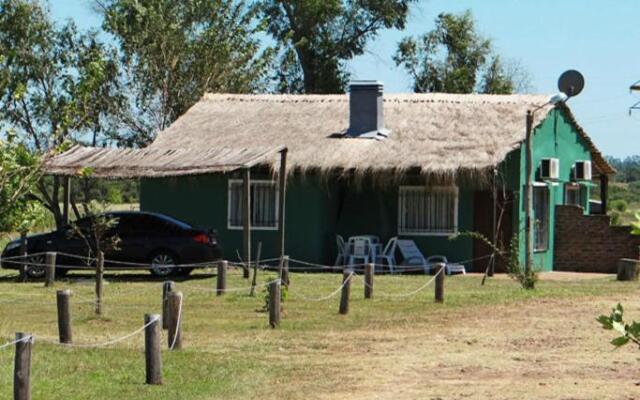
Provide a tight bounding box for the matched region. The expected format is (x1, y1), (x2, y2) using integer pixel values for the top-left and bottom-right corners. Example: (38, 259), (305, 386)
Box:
(533, 186), (550, 251)
(228, 180), (278, 230)
(565, 184), (582, 207)
(398, 186), (458, 235)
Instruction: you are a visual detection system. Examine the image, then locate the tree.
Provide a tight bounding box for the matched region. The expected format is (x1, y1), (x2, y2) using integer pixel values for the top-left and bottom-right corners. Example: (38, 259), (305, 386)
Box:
(98, 0), (274, 146)
(0, 0), (122, 227)
(262, 0), (415, 94)
(0, 132), (44, 234)
(394, 10), (529, 94)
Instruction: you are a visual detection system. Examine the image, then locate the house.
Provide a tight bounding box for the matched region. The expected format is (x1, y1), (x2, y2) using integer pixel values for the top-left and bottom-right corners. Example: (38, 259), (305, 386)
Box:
(126, 81), (614, 272)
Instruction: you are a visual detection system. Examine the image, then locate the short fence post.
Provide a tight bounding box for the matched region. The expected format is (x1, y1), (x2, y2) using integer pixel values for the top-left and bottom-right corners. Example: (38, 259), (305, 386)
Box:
(364, 263), (374, 299)
(339, 269), (352, 315)
(144, 314), (162, 385)
(13, 332), (32, 400)
(44, 252), (56, 287)
(268, 280), (281, 328)
(281, 256), (290, 286)
(56, 289), (72, 344)
(435, 263), (445, 303)
(95, 251), (104, 315)
(19, 233), (27, 282)
(167, 291), (183, 350)
(162, 281), (175, 329)
(216, 261), (227, 296)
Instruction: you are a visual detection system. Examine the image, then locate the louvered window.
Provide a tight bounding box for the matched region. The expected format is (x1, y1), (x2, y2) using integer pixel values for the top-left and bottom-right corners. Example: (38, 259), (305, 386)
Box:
(398, 186), (458, 235)
(228, 180), (278, 230)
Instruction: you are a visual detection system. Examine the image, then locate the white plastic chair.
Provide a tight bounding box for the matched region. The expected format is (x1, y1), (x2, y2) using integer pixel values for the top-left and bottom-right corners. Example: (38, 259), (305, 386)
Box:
(376, 237), (397, 273)
(334, 235), (347, 266)
(347, 236), (373, 266)
(426, 255), (466, 275)
(395, 239), (429, 273)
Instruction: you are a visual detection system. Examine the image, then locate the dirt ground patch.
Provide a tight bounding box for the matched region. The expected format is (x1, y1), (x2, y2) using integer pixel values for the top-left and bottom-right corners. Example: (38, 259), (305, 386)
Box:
(279, 294), (640, 400)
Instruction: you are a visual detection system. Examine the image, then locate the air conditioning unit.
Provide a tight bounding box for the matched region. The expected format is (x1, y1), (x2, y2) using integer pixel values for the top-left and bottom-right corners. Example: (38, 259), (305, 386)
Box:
(573, 160), (592, 181)
(539, 158), (560, 180)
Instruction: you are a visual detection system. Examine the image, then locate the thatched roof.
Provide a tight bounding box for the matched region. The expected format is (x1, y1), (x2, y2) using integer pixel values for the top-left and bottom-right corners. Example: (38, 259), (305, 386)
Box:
(44, 92), (613, 178)
(147, 93), (613, 176)
(44, 144), (286, 178)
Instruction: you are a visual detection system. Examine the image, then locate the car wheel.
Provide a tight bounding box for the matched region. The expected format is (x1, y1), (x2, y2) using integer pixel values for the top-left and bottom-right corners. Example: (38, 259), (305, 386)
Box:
(150, 252), (177, 277)
(24, 254), (46, 279)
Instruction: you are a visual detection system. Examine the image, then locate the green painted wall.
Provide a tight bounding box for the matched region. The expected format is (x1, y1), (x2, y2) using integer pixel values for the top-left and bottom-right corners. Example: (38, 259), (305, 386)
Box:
(140, 172), (476, 265)
(513, 108), (593, 271)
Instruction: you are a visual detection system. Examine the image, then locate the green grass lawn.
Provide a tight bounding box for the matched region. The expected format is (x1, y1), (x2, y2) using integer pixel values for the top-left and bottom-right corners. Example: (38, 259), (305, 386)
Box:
(0, 267), (636, 399)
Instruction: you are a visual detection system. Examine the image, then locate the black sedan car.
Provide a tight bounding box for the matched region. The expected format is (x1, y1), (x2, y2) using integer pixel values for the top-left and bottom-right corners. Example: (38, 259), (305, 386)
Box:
(1, 211), (222, 278)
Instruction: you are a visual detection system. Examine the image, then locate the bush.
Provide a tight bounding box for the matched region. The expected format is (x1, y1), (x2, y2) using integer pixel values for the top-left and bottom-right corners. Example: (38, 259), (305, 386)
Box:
(611, 199), (628, 213)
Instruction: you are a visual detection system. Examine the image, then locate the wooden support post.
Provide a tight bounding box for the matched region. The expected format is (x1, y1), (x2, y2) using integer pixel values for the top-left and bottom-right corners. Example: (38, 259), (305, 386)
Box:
(242, 168), (251, 279)
(339, 270), (352, 315)
(62, 176), (71, 225)
(268, 280), (281, 328)
(277, 148), (288, 259)
(144, 314), (162, 385)
(489, 168), (497, 277)
(617, 258), (640, 281)
(435, 263), (445, 303)
(13, 332), (32, 400)
(250, 242), (262, 297)
(167, 291), (183, 350)
(19, 233), (27, 282)
(95, 251), (104, 315)
(364, 263), (374, 299)
(44, 252), (56, 287)
(162, 281), (175, 329)
(56, 289), (72, 344)
(216, 261), (227, 296)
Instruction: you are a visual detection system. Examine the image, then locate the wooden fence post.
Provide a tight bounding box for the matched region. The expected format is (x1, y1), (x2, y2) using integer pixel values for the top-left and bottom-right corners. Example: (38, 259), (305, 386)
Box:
(339, 269), (352, 315)
(162, 281), (175, 329)
(216, 261), (227, 296)
(167, 291), (183, 350)
(435, 263), (445, 303)
(44, 252), (56, 287)
(95, 251), (104, 315)
(279, 256), (290, 286)
(144, 314), (162, 385)
(364, 263), (374, 299)
(268, 280), (281, 328)
(56, 289), (72, 344)
(13, 332), (32, 400)
(19, 233), (27, 282)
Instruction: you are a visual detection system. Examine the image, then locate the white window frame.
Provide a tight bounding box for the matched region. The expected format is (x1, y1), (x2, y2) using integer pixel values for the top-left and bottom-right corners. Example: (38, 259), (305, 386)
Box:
(227, 179), (279, 231)
(564, 183), (582, 207)
(397, 185), (459, 236)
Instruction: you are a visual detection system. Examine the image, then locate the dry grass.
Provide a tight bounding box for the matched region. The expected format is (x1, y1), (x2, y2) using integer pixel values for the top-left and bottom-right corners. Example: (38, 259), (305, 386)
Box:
(0, 268), (638, 399)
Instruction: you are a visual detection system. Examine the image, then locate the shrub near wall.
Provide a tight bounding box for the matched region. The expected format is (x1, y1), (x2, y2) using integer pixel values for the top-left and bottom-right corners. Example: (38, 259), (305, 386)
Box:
(554, 205), (640, 273)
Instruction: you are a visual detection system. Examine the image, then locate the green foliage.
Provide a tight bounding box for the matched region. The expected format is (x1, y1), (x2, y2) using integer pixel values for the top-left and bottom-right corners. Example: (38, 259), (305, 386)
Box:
(0, 135), (42, 234)
(394, 10), (528, 94)
(262, 0), (415, 94)
(611, 199), (628, 212)
(0, 0), (122, 227)
(597, 303), (640, 349)
(261, 275), (288, 312)
(101, 0), (274, 146)
(453, 231), (537, 289)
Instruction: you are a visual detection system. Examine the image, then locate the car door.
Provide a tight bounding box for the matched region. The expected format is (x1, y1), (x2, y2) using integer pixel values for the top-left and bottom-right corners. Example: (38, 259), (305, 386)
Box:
(107, 214), (154, 268)
(54, 218), (94, 268)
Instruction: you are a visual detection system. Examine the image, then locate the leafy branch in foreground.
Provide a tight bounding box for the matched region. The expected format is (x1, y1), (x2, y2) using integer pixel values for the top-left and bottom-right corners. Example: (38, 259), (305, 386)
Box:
(452, 231), (538, 289)
(597, 303), (640, 349)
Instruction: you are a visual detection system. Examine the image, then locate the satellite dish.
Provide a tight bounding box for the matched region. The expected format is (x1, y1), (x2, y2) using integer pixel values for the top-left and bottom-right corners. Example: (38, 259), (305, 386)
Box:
(558, 70), (585, 98)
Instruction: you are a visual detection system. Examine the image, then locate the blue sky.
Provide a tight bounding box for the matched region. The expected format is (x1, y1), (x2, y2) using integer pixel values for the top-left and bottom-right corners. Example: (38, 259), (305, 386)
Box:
(50, 0), (640, 158)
